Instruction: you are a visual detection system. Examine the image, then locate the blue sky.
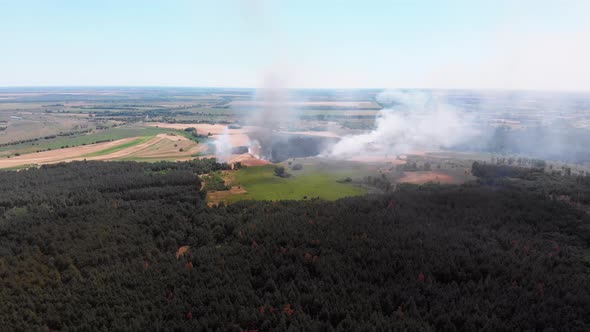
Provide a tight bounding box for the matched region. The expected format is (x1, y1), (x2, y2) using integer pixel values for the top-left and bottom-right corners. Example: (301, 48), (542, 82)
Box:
(1, 0), (589, 90)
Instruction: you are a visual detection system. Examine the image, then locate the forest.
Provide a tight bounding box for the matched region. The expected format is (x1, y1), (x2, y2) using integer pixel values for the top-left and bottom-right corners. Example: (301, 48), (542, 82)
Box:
(0, 160), (589, 331)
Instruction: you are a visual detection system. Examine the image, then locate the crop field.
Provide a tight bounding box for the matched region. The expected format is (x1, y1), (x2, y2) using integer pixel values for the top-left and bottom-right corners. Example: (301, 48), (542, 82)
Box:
(0, 131), (207, 169)
(0, 125), (191, 157)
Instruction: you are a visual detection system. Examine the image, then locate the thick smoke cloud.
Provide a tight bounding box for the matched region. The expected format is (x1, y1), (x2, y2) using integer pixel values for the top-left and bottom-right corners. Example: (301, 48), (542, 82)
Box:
(325, 90), (476, 158)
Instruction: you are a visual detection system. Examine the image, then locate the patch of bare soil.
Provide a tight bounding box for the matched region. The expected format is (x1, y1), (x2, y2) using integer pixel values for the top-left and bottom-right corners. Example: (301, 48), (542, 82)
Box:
(398, 171), (457, 184)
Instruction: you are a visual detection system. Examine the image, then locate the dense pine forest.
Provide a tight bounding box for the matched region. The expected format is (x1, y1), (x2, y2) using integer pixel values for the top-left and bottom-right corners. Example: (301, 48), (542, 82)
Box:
(1, 160), (589, 331)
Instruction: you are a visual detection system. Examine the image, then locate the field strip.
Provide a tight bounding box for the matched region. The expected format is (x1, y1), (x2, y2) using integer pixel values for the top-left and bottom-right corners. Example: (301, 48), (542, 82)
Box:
(78, 136), (166, 161)
(0, 138), (137, 169)
(81, 136), (151, 157)
(0, 134), (205, 169)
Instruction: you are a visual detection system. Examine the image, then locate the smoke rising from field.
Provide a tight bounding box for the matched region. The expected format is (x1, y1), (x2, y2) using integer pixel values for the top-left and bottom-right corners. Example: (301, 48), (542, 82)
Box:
(247, 72), (296, 129)
(213, 128), (233, 162)
(325, 90), (476, 158)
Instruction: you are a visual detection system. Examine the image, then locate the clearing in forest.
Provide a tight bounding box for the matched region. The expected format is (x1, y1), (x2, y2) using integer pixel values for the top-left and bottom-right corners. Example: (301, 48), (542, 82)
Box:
(207, 163), (368, 204)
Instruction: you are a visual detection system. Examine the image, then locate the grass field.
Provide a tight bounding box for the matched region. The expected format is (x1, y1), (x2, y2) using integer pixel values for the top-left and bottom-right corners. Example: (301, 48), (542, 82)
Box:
(216, 163), (368, 203)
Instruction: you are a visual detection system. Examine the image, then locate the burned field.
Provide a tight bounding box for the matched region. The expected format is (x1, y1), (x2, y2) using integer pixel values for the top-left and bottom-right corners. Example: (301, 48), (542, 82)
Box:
(248, 132), (339, 163)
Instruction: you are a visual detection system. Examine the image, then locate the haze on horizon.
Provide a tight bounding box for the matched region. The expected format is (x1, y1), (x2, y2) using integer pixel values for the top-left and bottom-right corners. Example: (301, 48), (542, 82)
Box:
(1, 0), (589, 91)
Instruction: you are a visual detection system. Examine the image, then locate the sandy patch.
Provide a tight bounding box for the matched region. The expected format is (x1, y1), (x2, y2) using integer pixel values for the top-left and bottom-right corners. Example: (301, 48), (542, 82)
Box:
(398, 171), (456, 184)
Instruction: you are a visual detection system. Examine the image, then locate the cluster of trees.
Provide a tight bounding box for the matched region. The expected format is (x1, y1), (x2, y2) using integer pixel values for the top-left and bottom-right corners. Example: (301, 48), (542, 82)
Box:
(201, 171), (230, 191)
(274, 166), (290, 178)
(0, 160), (589, 330)
(364, 174), (393, 192)
(470, 125), (590, 163)
(471, 161), (545, 180)
(291, 163), (303, 171)
(397, 162), (432, 172)
(473, 162), (590, 206)
(490, 155), (546, 168)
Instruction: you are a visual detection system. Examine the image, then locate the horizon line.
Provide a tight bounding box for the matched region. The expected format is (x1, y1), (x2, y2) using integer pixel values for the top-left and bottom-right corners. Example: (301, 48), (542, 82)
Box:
(1, 85), (589, 94)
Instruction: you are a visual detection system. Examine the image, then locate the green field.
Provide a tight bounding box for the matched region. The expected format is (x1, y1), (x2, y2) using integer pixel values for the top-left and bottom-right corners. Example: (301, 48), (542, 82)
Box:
(225, 163), (368, 202)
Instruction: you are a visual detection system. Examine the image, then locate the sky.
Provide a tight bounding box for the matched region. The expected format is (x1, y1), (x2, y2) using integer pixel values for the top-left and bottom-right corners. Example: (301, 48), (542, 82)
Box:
(0, 0), (589, 90)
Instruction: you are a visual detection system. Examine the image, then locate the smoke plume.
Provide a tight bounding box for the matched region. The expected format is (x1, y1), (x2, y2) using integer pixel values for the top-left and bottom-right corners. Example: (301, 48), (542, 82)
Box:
(213, 128), (233, 162)
(325, 90), (476, 158)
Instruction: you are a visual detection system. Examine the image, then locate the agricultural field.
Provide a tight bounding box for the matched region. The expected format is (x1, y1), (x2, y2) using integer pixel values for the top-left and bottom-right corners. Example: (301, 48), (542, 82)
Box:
(0, 125), (184, 156)
(0, 87), (387, 169)
(0, 129), (208, 169)
(3, 87), (590, 198)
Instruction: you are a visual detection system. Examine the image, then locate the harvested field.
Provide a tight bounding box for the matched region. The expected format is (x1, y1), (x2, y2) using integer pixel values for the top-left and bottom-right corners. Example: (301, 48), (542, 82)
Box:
(147, 123), (257, 150)
(0, 138), (137, 168)
(146, 122), (256, 135)
(226, 154), (271, 166)
(0, 134), (205, 169)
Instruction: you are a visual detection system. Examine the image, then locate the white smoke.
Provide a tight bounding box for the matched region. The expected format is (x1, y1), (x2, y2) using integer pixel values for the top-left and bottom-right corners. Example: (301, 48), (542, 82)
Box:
(325, 90), (476, 158)
(247, 139), (262, 159)
(213, 128), (233, 162)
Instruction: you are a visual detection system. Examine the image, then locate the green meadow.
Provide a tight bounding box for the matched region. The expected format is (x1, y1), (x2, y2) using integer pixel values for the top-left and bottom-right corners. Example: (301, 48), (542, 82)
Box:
(225, 162), (368, 202)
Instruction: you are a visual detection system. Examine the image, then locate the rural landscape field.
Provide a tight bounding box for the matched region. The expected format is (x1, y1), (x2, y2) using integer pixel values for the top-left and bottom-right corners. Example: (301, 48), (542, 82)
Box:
(2, 86), (590, 331)
(3, 87), (590, 205)
(2, 0), (590, 331)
